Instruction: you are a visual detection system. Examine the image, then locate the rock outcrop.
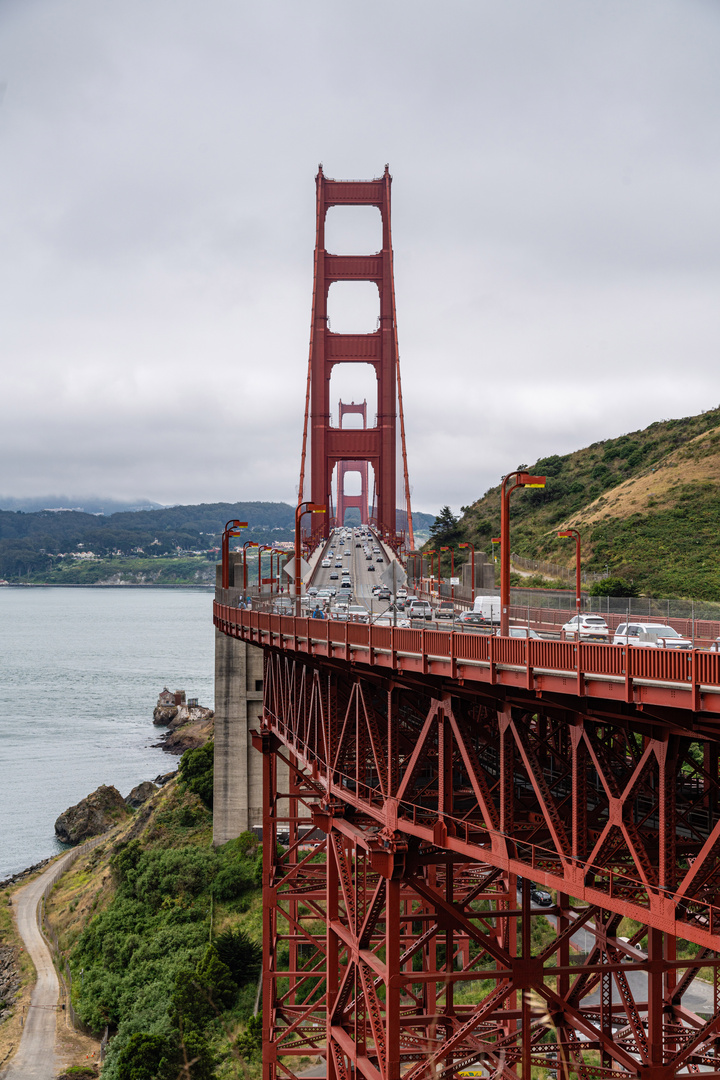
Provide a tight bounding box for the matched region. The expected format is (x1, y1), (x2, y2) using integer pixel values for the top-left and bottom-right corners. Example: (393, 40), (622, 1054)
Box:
(154, 703), (214, 755)
(0, 943), (20, 1014)
(153, 705), (178, 725)
(54, 785), (129, 845)
(125, 781), (158, 808)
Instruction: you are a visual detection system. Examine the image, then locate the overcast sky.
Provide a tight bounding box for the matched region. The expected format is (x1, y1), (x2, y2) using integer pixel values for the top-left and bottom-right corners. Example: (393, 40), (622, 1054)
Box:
(1, 0), (719, 515)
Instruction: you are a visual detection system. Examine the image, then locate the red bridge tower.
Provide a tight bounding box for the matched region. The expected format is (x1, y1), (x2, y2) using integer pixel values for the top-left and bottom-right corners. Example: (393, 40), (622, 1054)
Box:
(298, 165), (414, 549)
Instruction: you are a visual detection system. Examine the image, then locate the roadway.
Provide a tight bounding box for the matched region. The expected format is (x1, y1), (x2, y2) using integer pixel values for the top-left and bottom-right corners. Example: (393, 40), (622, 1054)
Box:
(2, 852), (76, 1080)
(309, 528), (402, 619)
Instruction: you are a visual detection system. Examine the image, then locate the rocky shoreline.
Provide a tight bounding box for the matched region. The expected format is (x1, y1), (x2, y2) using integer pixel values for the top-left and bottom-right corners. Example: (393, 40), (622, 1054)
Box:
(151, 688), (214, 755)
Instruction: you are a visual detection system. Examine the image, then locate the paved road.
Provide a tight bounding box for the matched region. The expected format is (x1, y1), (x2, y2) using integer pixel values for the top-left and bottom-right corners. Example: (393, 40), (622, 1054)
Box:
(546, 914), (716, 1017)
(2, 851), (76, 1080)
(310, 528), (401, 618)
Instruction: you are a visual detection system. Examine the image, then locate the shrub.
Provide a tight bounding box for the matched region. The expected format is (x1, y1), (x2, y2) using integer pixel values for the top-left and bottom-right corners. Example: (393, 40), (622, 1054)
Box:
(589, 577), (639, 598)
(115, 1033), (174, 1080)
(179, 742), (214, 810)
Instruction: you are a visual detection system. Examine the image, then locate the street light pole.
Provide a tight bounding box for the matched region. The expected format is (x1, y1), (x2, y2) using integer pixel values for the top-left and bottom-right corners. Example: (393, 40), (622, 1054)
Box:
(440, 546), (455, 599)
(294, 502), (326, 614)
(243, 540), (259, 592)
(500, 471), (546, 636)
(258, 545), (273, 595)
(424, 550), (437, 596)
(458, 543), (475, 604)
(221, 519), (248, 590)
(558, 528), (582, 615)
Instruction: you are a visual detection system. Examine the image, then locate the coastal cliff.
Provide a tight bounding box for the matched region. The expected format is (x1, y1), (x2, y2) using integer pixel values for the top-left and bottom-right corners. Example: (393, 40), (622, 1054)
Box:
(152, 687), (214, 754)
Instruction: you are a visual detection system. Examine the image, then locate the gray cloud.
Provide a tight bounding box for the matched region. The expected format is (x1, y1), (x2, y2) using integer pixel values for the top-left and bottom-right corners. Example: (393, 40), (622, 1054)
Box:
(1, 0), (719, 514)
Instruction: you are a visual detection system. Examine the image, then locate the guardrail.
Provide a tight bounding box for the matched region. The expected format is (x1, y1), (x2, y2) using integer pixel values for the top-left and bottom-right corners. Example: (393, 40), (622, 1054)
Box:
(214, 603), (720, 714)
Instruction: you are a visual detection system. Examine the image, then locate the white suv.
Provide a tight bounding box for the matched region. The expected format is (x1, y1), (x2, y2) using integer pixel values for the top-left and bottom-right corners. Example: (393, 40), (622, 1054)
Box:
(613, 623), (692, 649)
(561, 615), (609, 642)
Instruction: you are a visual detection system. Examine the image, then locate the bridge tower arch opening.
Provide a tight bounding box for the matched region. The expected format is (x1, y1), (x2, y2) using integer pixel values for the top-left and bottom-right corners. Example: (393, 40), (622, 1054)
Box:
(298, 165), (414, 550)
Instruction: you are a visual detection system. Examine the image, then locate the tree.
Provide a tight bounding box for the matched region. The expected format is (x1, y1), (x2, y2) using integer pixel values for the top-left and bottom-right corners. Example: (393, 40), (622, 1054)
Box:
(429, 506), (460, 545)
(214, 927), (262, 985)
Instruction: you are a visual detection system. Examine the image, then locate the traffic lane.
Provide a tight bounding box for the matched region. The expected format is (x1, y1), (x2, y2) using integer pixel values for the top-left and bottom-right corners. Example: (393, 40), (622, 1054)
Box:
(310, 531), (395, 615)
(546, 916), (716, 1018)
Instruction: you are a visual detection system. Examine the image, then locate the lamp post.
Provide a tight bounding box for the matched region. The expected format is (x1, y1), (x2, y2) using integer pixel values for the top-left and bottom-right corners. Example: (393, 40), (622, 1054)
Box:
(458, 543), (475, 604)
(270, 549), (283, 593)
(440, 546), (455, 599)
(242, 540), (259, 592)
(558, 527), (582, 615)
(500, 471), (546, 636)
(424, 550), (437, 595)
(221, 520), (248, 590)
(258, 545), (274, 595)
(294, 502), (326, 614)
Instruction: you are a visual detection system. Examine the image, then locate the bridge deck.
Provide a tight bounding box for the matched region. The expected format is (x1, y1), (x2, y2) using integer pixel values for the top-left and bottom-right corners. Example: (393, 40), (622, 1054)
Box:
(214, 603), (720, 718)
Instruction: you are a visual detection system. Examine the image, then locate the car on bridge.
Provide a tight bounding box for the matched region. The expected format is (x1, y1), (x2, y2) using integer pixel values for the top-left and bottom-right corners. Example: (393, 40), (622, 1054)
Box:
(561, 615), (609, 642)
(496, 626), (542, 640)
(613, 623), (692, 649)
(330, 572), (338, 579)
(456, 611), (489, 629)
(408, 599), (433, 620)
(435, 600), (455, 620)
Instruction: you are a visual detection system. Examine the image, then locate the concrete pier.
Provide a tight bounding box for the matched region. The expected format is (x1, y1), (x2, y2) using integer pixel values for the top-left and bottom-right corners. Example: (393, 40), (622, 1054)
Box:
(213, 557), (287, 845)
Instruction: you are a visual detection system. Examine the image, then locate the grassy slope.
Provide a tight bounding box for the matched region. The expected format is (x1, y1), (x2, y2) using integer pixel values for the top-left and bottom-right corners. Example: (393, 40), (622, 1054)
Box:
(454, 406), (720, 600)
(44, 779), (264, 1080)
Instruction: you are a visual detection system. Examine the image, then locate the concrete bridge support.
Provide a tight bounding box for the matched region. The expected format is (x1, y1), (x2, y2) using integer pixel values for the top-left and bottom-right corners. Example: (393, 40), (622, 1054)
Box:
(213, 563), (287, 845)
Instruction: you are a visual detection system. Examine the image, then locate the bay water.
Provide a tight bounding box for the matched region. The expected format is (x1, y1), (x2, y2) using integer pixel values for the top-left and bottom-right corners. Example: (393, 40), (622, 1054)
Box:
(0, 587), (215, 879)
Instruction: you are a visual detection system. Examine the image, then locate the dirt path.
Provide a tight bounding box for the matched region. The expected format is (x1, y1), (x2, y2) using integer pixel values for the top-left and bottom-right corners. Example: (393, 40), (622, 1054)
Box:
(1, 850), (77, 1080)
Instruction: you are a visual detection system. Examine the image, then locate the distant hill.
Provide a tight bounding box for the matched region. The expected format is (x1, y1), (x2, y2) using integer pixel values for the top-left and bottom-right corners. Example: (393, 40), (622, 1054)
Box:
(0, 495), (164, 515)
(449, 406), (720, 601)
(0, 500), (439, 582)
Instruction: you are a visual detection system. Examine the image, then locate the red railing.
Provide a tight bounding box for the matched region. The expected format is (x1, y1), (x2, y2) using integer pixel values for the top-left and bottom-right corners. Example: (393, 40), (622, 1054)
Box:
(215, 604), (720, 711)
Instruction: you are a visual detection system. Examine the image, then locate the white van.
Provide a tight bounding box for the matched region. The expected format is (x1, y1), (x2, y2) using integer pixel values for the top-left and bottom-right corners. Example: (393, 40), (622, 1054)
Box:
(472, 596), (502, 625)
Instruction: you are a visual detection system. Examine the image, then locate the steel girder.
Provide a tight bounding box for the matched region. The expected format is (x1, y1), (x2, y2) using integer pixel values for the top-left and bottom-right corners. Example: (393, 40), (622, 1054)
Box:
(255, 647), (720, 1080)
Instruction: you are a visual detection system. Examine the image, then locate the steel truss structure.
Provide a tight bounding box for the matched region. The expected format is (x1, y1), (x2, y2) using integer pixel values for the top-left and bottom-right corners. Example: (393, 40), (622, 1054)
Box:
(250, 641), (720, 1080)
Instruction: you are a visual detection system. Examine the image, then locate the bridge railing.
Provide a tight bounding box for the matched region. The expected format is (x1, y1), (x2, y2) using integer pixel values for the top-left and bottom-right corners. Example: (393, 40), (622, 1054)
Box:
(215, 603), (720, 695)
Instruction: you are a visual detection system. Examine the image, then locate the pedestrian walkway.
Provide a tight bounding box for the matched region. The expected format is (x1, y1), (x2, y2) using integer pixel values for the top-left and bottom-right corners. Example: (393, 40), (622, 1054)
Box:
(1, 850), (75, 1080)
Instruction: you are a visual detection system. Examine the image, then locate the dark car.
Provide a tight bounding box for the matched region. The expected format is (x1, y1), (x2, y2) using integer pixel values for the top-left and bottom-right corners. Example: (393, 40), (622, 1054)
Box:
(457, 611), (490, 628)
(531, 888), (553, 907)
(368, 564), (375, 572)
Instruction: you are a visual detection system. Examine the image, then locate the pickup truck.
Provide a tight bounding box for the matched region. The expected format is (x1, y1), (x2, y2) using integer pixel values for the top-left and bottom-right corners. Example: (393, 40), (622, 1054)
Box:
(408, 600), (433, 621)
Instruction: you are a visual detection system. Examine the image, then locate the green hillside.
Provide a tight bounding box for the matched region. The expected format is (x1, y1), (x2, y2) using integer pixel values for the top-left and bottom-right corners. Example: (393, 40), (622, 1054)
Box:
(0, 501), (437, 584)
(443, 406), (720, 601)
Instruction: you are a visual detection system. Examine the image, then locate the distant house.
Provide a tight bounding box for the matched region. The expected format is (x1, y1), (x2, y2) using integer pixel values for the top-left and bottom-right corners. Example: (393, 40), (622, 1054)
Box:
(157, 687), (186, 707)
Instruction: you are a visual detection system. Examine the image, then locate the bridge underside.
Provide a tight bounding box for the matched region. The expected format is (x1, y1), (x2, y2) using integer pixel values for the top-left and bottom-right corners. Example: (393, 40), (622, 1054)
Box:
(250, 637), (720, 1080)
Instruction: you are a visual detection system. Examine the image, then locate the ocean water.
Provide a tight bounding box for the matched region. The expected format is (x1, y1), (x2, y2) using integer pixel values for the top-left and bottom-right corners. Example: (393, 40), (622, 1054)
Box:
(0, 587), (215, 879)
